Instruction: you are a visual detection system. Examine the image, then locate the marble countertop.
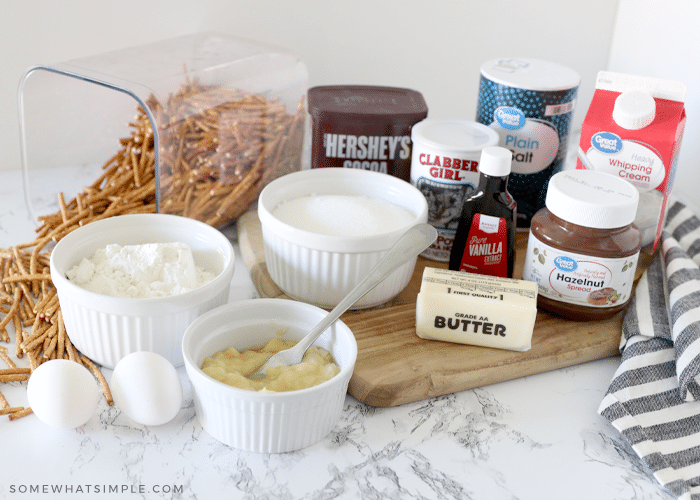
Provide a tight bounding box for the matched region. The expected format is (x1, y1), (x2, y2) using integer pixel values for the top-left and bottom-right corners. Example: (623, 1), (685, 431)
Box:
(0, 167), (672, 500)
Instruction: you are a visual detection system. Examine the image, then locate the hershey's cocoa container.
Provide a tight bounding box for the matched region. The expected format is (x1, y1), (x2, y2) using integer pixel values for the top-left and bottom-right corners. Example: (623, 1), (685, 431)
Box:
(307, 85), (428, 182)
(477, 58), (580, 229)
(410, 119), (500, 261)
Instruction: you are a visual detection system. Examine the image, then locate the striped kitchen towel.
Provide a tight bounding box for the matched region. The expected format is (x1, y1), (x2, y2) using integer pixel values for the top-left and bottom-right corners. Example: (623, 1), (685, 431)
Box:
(599, 200), (700, 500)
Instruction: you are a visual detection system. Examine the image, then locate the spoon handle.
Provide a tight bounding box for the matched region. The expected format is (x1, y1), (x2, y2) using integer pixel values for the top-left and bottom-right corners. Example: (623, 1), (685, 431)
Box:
(295, 223), (437, 354)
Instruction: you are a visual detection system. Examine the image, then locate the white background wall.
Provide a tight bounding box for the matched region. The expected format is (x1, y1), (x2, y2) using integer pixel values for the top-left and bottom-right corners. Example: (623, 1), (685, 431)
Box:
(2, 1), (694, 214)
(0, 0), (618, 173)
(608, 0), (700, 214)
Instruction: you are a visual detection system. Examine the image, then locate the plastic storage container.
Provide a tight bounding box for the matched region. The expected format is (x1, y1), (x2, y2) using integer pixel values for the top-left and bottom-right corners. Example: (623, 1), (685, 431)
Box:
(19, 32), (308, 228)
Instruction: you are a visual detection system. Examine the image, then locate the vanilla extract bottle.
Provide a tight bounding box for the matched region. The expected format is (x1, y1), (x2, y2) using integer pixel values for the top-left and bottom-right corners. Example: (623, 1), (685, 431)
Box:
(448, 146), (516, 278)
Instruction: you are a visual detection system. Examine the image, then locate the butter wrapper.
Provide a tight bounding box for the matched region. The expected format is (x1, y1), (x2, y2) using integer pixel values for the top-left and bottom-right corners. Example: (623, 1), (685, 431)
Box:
(415, 267), (537, 351)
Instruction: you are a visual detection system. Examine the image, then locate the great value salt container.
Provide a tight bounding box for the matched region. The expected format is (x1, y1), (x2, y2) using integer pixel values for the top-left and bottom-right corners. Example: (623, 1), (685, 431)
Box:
(307, 85), (428, 182)
(477, 58), (580, 229)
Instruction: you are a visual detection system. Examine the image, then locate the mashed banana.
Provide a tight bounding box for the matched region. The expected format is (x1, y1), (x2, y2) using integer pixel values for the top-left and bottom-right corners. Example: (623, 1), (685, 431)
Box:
(201, 338), (340, 392)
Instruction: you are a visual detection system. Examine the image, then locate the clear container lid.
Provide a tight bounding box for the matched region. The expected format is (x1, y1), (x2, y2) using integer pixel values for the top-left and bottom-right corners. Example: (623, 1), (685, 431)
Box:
(19, 32), (308, 228)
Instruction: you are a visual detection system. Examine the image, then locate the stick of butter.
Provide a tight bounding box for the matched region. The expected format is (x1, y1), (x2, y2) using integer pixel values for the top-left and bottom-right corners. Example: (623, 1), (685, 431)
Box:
(415, 268), (538, 352)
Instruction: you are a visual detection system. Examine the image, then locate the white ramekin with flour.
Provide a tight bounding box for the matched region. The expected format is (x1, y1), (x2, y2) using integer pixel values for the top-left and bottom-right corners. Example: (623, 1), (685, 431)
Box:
(50, 213), (235, 368)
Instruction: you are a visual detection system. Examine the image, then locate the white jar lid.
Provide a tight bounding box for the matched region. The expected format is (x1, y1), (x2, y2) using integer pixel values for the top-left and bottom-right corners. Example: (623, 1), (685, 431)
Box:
(545, 170), (639, 229)
(479, 147), (512, 177)
(613, 90), (656, 130)
(411, 119), (500, 154)
(480, 58), (580, 91)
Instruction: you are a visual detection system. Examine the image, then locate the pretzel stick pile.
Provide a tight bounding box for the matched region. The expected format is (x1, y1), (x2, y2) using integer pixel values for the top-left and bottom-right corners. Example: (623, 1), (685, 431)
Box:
(0, 77), (305, 421)
(0, 104), (156, 419)
(155, 77), (305, 227)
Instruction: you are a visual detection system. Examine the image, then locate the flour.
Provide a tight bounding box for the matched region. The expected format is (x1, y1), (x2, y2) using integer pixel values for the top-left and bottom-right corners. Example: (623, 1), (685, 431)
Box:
(66, 242), (215, 298)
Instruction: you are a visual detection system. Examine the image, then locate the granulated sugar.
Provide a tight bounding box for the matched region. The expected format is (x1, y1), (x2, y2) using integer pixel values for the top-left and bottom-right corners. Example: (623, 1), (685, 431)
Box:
(66, 242), (215, 298)
(272, 195), (414, 236)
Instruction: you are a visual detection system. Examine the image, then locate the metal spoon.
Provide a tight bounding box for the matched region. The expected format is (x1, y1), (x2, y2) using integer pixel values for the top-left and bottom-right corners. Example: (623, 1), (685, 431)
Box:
(251, 223), (437, 379)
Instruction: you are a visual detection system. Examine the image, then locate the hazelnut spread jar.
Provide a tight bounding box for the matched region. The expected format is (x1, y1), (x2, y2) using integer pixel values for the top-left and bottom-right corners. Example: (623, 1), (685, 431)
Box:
(522, 170), (641, 321)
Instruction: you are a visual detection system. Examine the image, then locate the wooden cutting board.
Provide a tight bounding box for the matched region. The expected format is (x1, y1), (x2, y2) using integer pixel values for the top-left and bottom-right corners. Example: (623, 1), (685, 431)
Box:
(237, 211), (624, 407)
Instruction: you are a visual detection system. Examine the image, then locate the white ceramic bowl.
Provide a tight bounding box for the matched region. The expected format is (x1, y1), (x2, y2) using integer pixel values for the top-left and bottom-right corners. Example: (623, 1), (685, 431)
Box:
(182, 298), (357, 453)
(50, 213), (235, 369)
(258, 168), (428, 309)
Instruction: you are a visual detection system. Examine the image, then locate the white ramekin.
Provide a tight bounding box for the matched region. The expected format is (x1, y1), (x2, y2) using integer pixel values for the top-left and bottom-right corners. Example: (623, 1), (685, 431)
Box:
(50, 213), (235, 369)
(181, 298), (357, 453)
(257, 168), (428, 309)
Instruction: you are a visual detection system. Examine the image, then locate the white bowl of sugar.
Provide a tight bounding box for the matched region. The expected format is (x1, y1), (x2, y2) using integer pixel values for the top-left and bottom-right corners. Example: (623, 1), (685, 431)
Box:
(50, 213), (235, 368)
(258, 168), (428, 309)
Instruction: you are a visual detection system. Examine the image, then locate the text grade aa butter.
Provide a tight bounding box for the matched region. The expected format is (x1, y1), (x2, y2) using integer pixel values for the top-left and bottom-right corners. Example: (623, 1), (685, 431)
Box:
(415, 267), (538, 351)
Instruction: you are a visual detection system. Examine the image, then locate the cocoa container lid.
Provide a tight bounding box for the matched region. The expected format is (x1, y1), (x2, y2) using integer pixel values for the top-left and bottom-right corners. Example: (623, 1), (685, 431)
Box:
(307, 85), (428, 122)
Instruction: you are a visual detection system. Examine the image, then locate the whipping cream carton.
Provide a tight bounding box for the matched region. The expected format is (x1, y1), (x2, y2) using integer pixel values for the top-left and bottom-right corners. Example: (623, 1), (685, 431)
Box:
(577, 71), (686, 265)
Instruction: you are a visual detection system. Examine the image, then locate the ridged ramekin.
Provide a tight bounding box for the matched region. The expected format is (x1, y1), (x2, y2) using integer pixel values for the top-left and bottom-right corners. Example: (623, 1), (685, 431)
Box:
(181, 298), (357, 453)
(258, 168), (428, 309)
(50, 213), (235, 369)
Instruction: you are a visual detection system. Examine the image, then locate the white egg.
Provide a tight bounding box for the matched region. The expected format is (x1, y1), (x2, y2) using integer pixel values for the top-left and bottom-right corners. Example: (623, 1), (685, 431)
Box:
(110, 351), (183, 426)
(27, 359), (101, 429)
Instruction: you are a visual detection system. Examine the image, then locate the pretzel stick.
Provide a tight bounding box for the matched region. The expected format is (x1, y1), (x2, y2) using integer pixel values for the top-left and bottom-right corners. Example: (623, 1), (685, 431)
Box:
(56, 311), (66, 360)
(0, 407), (24, 415)
(2, 273), (51, 283)
(8, 408), (33, 421)
(0, 368), (30, 375)
(11, 247), (28, 275)
(43, 334), (58, 359)
(0, 346), (16, 368)
(33, 289), (57, 316)
(81, 356), (113, 405)
(65, 337), (81, 365)
(41, 296), (61, 320)
(25, 350), (38, 372)
(22, 319), (51, 349)
(0, 288), (21, 331)
(17, 281), (35, 314)
(14, 321), (23, 358)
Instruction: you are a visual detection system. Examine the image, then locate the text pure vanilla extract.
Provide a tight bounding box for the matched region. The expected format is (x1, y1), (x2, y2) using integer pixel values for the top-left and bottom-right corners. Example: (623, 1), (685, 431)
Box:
(448, 147), (516, 278)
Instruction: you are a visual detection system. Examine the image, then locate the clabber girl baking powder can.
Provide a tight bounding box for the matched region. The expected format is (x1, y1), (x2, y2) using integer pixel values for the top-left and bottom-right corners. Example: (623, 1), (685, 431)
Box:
(477, 58), (579, 229)
(410, 119), (500, 261)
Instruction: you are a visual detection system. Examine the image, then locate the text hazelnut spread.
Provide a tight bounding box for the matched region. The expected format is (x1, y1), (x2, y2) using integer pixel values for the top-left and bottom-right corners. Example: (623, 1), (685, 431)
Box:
(522, 170), (641, 321)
